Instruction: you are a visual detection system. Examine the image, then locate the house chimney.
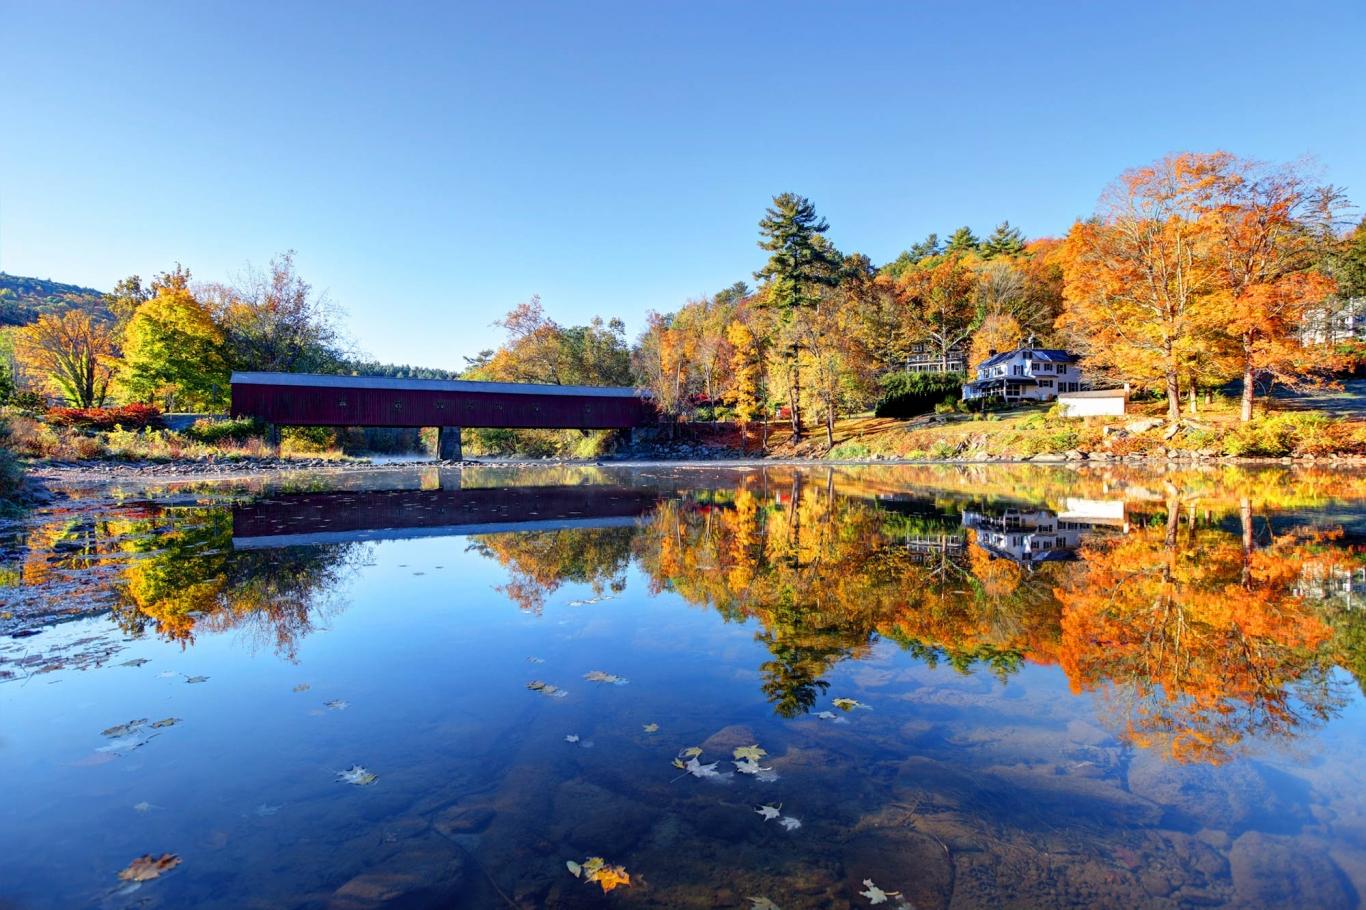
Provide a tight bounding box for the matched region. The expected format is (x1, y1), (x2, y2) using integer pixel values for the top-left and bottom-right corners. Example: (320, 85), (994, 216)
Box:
(988, 349), (997, 357)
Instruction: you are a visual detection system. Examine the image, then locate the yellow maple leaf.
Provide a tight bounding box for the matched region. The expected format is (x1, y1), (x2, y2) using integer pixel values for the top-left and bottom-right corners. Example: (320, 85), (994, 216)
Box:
(590, 864), (631, 893)
(733, 744), (767, 762)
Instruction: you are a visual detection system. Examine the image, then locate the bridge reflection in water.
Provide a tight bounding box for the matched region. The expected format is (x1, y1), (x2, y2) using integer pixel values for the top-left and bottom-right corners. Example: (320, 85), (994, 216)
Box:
(231, 484), (664, 548)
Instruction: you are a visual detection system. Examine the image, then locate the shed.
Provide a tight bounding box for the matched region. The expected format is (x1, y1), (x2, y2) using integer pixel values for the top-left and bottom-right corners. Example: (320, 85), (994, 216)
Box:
(1057, 388), (1128, 418)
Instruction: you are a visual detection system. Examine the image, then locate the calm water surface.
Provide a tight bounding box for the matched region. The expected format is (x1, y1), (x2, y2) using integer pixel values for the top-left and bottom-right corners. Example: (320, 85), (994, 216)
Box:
(3, 463), (1366, 909)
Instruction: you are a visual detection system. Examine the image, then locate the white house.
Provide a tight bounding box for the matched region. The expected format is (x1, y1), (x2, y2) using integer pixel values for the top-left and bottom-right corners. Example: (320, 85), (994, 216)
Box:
(1057, 387), (1128, 417)
(961, 343), (1083, 403)
(961, 504), (1122, 567)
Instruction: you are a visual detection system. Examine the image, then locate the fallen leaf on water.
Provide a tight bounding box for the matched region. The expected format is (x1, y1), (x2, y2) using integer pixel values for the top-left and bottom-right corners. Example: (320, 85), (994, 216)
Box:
(642, 723), (659, 733)
(527, 680), (568, 698)
(832, 698), (870, 711)
(566, 855), (631, 893)
(671, 758), (687, 770)
(734, 758), (775, 778)
(184, 676), (209, 684)
(749, 898), (782, 910)
(683, 757), (721, 779)
(292, 683), (310, 693)
(681, 746), (703, 758)
(815, 710), (837, 720)
(583, 670), (628, 686)
(150, 718), (180, 729)
(324, 699), (348, 711)
(565, 734), (580, 743)
(117, 853), (180, 882)
(778, 816), (802, 831)
(733, 744), (767, 762)
(859, 879), (901, 905)
(337, 765), (378, 786)
(755, 804), (782, 821)
(101, 719), (149, 738)
(120, 659), (151, 668)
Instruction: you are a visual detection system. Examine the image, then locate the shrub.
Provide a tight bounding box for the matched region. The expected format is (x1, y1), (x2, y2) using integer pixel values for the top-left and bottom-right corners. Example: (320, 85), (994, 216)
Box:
(875, 372), (964, 418)
(46, 403), (163, 431)
(184, 417), (264, 444)
(10, 391), (47, 416)
(827, 442), (872, 460)
(1222, 412), (1331, 457)
(927, 439), (957, 460)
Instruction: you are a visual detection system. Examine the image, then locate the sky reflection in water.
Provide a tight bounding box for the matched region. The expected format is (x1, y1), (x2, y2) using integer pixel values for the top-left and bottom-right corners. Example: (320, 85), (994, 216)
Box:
(2, 464), (1366, 909)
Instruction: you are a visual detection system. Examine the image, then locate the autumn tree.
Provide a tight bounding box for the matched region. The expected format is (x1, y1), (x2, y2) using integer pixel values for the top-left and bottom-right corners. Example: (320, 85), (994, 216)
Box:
(969, 313), (1024, 371)
(890, 252), (978, 372)
(1198, 154), (1342, 421)
(206, 251), (344, 373)
(754, 194), (842, 438)
(121, 284), (229, 410)
(14, 310), (119, 407)
(725, 315), (769, 450)
(104, 275), (150, 330)
(1058, 154), (1228, 421)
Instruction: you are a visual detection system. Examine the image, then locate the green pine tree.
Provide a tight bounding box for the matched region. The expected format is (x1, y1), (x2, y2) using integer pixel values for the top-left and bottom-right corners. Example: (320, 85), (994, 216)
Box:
(754, 193), (842, 310)
(981, 221), (1027, 259)
(945, 226), (980, 253)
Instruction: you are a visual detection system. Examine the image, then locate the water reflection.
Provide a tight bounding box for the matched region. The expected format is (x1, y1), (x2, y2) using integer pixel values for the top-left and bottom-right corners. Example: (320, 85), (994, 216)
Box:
(6, 464), (1364, 764)
(4, 464), (1366, 908)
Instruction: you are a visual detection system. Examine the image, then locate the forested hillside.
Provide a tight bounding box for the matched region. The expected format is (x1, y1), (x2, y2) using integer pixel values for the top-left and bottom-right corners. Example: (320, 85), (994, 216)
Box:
(0, 273), (111, 326)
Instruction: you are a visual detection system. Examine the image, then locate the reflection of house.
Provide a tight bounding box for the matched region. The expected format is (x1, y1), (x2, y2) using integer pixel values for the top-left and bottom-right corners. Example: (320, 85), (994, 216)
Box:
(1296, 561), (1366, 609)
(962, 504), (1121, 566)
(962, 343), (1082, 403)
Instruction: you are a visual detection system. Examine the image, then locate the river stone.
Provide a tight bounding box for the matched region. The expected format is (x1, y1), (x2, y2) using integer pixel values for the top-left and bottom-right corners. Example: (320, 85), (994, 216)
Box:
(328, 841), (467, 910)
(1126, 752), (1282, 831)
(700, 723), (761, 756)
(840, 829), (953, 910)
(1229, 832), (1353, 909)
(551, 779), (653, 854)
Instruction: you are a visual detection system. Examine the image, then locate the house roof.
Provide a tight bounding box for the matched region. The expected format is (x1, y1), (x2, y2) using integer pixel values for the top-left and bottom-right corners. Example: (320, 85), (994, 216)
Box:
(965, 377), (1039, 391)
(978, 347), (1079, 369)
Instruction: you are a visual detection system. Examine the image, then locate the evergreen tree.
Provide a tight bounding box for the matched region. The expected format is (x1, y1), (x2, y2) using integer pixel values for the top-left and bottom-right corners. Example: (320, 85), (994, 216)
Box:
(754, 193), (842, 309)
(945, 226), (980, 253)
(980, 221), (1027, 259)
(753, 193), (842, 440)
(908, 232), (942, 260)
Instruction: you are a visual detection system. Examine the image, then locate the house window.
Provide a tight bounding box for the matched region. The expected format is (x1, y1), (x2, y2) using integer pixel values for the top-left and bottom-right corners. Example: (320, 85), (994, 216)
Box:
(1038, 379), (1053, 388)
(1012, 365), (1023, 376)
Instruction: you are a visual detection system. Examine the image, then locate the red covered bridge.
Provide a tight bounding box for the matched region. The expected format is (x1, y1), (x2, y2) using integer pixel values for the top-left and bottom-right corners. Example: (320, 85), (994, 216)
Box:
(230, 371), (654, 459)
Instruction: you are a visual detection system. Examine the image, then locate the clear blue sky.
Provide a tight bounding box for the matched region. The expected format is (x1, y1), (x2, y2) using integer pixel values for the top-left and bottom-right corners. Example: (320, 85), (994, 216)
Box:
(4, 1), (1364, 368)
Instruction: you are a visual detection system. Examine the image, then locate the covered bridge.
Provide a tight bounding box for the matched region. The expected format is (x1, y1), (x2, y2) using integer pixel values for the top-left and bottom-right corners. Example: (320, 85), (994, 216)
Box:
(230, 371), (654, 459)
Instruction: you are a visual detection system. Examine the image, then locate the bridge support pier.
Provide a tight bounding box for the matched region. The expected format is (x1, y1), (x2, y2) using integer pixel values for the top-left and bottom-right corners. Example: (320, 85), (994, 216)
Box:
(438, 426), (463, 462)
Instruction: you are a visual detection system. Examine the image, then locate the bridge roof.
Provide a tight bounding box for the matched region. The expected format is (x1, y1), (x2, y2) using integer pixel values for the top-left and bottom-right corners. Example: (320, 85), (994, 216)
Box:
(231, 371), (648, 399)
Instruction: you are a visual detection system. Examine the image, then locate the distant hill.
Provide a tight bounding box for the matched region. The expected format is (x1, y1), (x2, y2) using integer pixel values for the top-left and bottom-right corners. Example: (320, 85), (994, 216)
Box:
(0, 272), (111, 327)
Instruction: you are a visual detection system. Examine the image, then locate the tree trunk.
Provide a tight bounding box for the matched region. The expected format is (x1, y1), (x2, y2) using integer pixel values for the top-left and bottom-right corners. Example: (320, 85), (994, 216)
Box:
(1165, 367), (1180, 423)
(1187, 385), (1197, 415)
(788, 359), (802, 441)
(825, 402), (835, 448)
(1240, 335), (1255, 423)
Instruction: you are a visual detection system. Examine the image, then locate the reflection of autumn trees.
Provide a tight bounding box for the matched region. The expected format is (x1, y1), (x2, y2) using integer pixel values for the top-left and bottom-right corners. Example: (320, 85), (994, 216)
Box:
(110, 508), (361, 658)
(1055, 495), (1350, 763)
(474, 472), (1365, 762)
(469, 527), (634, 613)
(631, 479), (1056, 715)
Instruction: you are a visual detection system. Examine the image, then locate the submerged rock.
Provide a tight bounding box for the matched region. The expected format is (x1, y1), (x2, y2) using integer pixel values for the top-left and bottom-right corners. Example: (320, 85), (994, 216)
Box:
(1228, 832), (1353, 910)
